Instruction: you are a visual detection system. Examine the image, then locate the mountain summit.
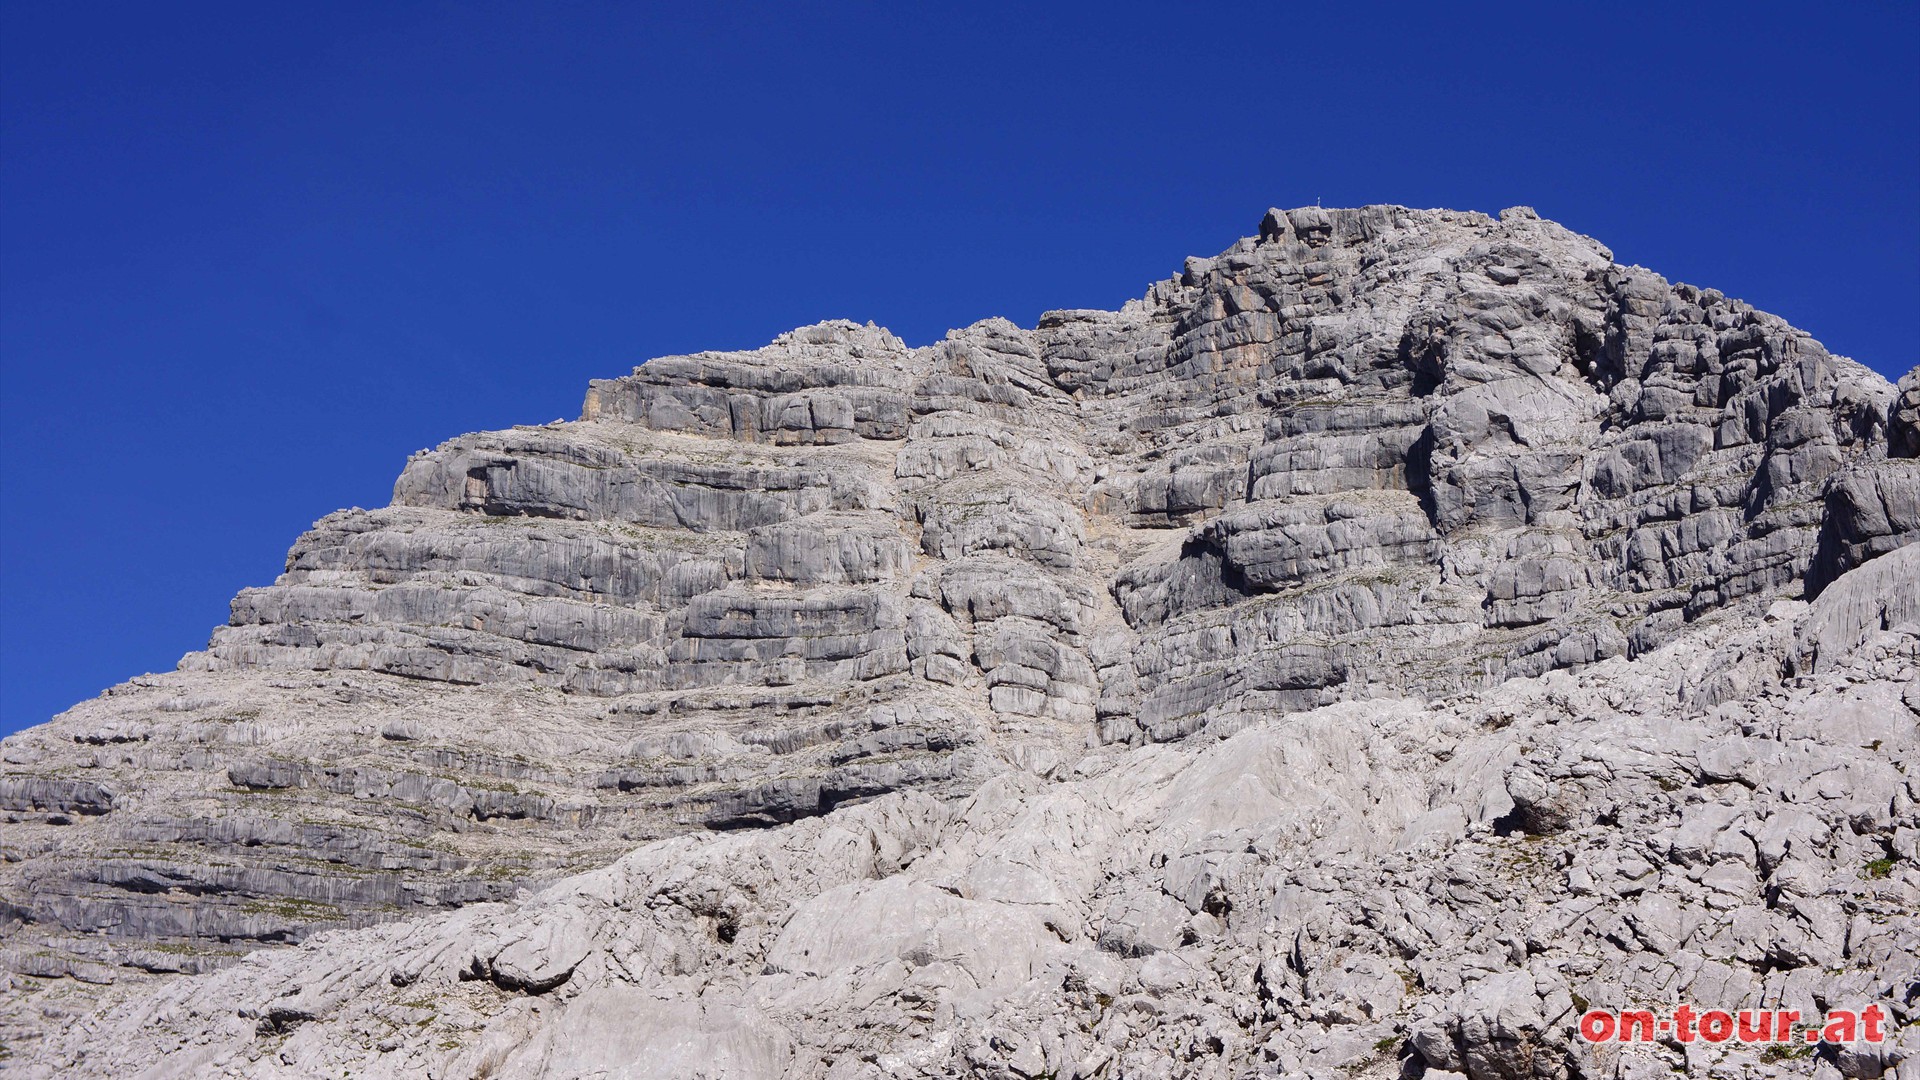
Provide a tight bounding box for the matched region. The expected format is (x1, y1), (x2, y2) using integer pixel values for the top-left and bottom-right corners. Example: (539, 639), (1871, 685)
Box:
(5, 206), (1916, 1078)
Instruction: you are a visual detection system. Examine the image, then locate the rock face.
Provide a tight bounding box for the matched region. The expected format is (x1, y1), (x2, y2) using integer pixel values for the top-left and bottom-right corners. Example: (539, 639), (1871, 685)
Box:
(2, 205), (1915, 1078)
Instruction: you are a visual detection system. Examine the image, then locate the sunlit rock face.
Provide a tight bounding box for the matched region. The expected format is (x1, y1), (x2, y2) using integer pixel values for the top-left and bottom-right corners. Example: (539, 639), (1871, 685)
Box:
(4, 206), (1915, 1079)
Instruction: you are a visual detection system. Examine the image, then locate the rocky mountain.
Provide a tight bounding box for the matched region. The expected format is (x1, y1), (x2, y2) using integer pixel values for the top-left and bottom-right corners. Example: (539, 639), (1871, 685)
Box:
(2, 204), (1915, 1079)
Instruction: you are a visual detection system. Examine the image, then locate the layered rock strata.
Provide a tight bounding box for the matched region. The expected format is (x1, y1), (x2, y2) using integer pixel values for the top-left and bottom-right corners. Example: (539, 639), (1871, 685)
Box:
(2, 205), (1915, 1077)
(14, 549), (1920, 1079)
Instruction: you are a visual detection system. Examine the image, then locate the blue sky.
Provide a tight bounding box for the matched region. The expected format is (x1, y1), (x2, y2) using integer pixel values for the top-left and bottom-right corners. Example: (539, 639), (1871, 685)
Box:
(2, 2), (1916, 733)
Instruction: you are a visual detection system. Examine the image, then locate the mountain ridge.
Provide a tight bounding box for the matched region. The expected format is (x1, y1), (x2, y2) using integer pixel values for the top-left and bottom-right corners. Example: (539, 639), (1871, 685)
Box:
(3, 204), (1915, 1077)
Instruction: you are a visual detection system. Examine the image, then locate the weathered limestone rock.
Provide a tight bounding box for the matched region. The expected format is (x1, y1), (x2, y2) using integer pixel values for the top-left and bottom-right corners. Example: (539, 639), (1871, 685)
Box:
(2, 206), (1914, 1077)
(13, 583), (1917, 1079)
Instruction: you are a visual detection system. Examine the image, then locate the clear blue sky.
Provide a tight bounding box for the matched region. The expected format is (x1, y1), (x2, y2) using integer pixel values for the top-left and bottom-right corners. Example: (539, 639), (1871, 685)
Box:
(2, 2), (1916, 734)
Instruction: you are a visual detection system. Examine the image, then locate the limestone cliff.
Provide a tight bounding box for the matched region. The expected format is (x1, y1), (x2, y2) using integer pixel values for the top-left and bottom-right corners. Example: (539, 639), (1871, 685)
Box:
(2, 206), (1915, 1078)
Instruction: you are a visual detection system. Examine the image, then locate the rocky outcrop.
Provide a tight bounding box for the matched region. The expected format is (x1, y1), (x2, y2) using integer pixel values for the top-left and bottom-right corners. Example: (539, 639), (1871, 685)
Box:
(11, 572), (1917, 1079)
(2, 205), (1915, 1076)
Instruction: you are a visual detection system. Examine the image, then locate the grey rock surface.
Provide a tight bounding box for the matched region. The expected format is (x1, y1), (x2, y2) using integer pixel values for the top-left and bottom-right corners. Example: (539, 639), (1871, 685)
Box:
(2, 205), (1916, 1077)
(10, 576), (1917, 1079)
